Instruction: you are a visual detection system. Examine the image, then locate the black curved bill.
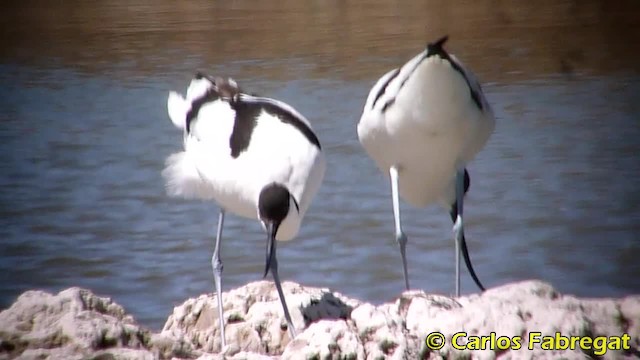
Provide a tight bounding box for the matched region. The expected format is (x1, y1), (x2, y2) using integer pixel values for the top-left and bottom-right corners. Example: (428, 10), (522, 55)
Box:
(263, 222), (277, 278)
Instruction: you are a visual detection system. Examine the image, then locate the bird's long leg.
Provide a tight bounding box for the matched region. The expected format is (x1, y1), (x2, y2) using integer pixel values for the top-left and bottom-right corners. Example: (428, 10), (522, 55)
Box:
(212, 210), (226, 348)
(265, 225), (297, 339)
(390, 166), (410, 290)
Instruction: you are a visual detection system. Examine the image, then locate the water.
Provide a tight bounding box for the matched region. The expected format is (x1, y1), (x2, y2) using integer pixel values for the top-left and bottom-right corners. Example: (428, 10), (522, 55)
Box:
(1, 0), (639, 331)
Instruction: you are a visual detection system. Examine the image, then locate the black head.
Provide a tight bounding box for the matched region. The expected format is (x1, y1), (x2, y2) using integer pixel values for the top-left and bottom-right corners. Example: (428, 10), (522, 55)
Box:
(449, 169), (471, 223)
(464, 168), (470, 194)
(258, 183), (291, 226)
(260, 183), (292, 278)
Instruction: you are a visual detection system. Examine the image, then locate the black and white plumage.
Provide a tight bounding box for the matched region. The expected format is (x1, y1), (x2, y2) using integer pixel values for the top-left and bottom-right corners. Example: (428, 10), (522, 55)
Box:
(357, 36), (495, 296)
(163, 73), (325, 346)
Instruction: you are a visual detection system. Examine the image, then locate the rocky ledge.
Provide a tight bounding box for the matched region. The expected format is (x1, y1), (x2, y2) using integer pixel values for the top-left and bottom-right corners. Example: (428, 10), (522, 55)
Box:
(0, 281), (638, 359)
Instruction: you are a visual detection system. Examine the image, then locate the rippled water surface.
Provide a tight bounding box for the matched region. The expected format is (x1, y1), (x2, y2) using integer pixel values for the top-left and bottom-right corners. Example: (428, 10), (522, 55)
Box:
(1, 0), (639, 330)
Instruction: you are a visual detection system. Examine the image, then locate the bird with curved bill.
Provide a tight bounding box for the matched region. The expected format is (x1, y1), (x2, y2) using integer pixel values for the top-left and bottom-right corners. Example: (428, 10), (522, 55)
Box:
(357, 36), (495, 296)
(163, 73), (326, 347)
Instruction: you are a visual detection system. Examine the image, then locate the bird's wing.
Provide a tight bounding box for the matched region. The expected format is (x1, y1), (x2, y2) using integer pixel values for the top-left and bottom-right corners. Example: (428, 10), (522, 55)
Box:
(449, 54), (493, 115)
(167, 91), (189, 130)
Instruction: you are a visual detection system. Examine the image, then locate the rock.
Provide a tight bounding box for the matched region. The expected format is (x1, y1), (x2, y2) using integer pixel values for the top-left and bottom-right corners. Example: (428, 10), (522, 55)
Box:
(1, 281), (639, 359)
(0, 287), (198, 360)
(351, 301), (421, 359)
(162, 281), (358, 355)
(280, 320), (364, 359)
(195, 351), (275, 360)
(399, 281), (640, 359)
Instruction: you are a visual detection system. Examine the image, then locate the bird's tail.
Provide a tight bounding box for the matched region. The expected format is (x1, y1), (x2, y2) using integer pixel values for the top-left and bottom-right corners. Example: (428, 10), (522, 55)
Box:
(167, 91), (189, 130)
(162, 152), (214, 200)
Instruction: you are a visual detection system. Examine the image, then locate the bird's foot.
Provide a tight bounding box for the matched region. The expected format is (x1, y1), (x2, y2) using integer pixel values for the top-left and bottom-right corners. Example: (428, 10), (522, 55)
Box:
(395, 231), (410, 290)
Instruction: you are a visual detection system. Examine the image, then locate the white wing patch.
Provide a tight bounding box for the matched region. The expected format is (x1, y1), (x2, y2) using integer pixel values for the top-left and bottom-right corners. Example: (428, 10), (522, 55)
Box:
(167, 92), (189, 130)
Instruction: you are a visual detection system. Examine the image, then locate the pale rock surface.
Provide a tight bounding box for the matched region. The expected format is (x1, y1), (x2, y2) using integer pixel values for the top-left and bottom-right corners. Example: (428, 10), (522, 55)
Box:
(162, 281), (358, 356)
(195, 351), (275, 360)
(1, 280), (639, 359)
(400, 280), (639, 359)
(281, 320), (364, 359)
(0, 287), (197, 359)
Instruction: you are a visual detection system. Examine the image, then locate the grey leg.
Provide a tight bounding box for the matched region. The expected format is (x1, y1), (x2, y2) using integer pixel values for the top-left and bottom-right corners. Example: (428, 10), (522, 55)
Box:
(212, 210), (226, 348)
(390, 166), (410, 290)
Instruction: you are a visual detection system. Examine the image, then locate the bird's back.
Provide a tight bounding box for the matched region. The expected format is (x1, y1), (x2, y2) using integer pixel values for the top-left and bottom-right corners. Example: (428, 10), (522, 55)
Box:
(164, 75), (325, 238)
(358, 38), (494, 207)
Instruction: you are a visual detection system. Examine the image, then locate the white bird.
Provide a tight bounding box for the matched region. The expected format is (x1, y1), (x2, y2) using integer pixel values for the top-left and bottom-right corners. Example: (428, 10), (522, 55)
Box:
(163, 73), (326, 346)
(357, 36), (495, 296)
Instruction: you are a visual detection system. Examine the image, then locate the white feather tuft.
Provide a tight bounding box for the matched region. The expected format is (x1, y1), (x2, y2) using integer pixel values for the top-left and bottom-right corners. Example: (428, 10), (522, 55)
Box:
(167, 92), (189, 130)
(186, 77), (213, 101)
(162, 152), (215, 200)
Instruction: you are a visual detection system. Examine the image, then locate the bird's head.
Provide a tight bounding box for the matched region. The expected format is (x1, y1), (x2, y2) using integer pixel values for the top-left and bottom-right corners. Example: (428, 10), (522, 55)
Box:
(258, 183), (297, 277)
(258, 183), (294, 237)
